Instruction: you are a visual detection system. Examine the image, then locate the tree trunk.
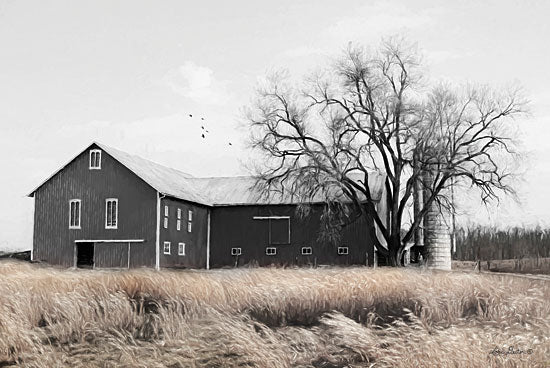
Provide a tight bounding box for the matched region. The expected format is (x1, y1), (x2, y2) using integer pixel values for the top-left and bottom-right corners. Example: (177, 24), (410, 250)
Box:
(387, 237), (404, 267)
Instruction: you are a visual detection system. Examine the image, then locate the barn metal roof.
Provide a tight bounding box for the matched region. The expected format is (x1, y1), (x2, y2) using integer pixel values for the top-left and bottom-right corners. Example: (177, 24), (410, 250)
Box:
(94, 143), (212, 205)
(28, 142), (385, 206)
(189, 174), (385, 206)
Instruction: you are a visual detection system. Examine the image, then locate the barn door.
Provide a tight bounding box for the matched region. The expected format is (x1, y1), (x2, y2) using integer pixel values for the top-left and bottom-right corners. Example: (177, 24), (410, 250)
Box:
(76, 242), (94, 268)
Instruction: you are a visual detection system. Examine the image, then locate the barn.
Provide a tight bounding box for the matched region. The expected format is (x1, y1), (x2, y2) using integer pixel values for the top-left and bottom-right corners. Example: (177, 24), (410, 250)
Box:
(28, 142), (386, 269)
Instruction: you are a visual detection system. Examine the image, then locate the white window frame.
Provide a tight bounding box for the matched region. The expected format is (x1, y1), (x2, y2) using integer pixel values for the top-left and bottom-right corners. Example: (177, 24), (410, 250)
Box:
(105, 198), (118, 229)
(163, 241), (171, 255)
(177, 208), (181, 219)
(177, 219), (181, 231)
(164, 205), (169, 217)
(301, 247), (312, 255)
(338, 246), (349, 255)
(231, 247), (242, 256)
(188, 210), (193, 221)
(178, 242), (185, 256)
(69, 199), (81, 229)
(266, 247), (277, 256)
(89, 149), (102, 170)
(187, 221), (192, 233)
(253, 216), (291, 245)
(164, 217), (168, 229)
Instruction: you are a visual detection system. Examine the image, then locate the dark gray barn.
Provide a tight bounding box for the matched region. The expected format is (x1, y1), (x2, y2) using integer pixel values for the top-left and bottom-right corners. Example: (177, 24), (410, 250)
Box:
(28, 142), (386, 269)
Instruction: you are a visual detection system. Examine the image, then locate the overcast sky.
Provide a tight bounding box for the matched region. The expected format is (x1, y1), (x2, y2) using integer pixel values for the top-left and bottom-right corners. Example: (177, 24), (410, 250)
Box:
(1, 0), (549, 251)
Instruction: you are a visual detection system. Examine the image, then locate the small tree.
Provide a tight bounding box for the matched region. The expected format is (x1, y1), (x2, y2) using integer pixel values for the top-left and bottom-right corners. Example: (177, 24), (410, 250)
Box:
(246, 39), (526, 266)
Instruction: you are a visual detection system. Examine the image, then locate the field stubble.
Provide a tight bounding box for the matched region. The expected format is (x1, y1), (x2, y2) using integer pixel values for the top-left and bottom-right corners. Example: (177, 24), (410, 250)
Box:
(0, 261), (548, 367)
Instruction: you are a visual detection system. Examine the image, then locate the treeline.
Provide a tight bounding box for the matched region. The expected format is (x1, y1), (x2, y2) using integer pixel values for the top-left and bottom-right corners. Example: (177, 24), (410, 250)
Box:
(454, 226), (550, 261)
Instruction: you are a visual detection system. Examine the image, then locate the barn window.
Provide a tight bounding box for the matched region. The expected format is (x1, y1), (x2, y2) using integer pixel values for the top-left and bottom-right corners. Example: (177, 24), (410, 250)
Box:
(188, 210), (193, 221)
(187, 221), (192, 233)
(231, 247), (241, 256)
(69, 199), (81, 229)
(178, 242), (185, 256)
(89, 149), (101, 169)
(163, 217), (168, 229)
(163, 241), (171, 254)
(177, 208), (181, 219)
(105, 198), (118, 229)
(301, 247), (312, 255)
(164, 205), (169, 217)
(266, 247), (277, 256)
(338, 247), (349, 255)
(177, 219), (181, 231)
(252, 216), (291, 245)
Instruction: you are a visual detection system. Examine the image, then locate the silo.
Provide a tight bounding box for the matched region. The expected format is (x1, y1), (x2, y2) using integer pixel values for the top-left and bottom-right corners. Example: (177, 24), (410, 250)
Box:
(422, 168), (452, 270)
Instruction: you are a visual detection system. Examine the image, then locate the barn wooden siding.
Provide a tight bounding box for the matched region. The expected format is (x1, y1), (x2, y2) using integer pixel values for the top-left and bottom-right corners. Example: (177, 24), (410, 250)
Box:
(95, 242), (129, 268)
(209, 204), (375, 268)
(159, 197), (209, 268)
(32, 144), (157, 268)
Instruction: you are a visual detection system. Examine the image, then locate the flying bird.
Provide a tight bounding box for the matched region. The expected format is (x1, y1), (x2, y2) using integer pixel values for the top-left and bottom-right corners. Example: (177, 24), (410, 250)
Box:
(201, 134), (205, 139)
(201, 126), (204, 130)
(188, 114), (193, 118)
(228, 142), (232, 146)
(201, 117), (205, 120)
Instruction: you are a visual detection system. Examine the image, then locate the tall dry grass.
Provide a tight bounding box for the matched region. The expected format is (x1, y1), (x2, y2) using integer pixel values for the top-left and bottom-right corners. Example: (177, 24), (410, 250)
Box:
(0, 261), (549, 367)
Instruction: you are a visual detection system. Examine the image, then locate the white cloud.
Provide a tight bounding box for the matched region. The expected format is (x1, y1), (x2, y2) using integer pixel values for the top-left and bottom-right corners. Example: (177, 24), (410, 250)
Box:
(177, 62), (214, 93)
(280, 2), (445, 64)
(164, 61), (232, 106)
(326, 3), (440, 43)
(424, 49), (470, 65)
(280, 45), (327, 59)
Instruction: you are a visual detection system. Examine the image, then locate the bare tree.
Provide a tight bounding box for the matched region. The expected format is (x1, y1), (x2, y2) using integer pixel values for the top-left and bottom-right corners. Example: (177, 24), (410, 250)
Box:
(246, 38), (526, 266)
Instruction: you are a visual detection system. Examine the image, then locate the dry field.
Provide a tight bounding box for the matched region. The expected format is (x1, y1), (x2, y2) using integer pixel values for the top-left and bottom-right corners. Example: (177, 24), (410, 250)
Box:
(0, 261), (549, 367)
